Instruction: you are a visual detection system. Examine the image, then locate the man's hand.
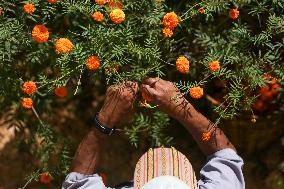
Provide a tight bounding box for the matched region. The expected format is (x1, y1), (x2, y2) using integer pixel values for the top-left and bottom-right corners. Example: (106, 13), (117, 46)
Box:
(141, 77), (235, 155)
(141, 77), (190, 119)
(98, 81), (139, 128)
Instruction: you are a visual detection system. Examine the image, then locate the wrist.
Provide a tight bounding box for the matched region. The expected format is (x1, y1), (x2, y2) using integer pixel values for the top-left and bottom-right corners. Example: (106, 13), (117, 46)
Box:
(97, 110), (116, 128)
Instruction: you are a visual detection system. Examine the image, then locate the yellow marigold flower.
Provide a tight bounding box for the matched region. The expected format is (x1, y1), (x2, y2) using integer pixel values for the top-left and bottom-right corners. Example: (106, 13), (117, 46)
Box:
(163, 12), (179, 29)
(55, 38), (73, 54)
(86, 55), (100, 70)
(95, 0), (107, 5)
(22, 81), (37, 95)
(162, 28), (173, 38)
(32, 25), (49, 43)
(92, 11), (104, 22)
(229, 8), (239, 20)
(176, 56), (190, 73)
(190, 86), (204, 99)
(23, 3), (36, 14)
(22, 98), (33, 109)
(208, 61), (221, 72)
(47, 0), (57, 3)
(110, 9), (125, 24)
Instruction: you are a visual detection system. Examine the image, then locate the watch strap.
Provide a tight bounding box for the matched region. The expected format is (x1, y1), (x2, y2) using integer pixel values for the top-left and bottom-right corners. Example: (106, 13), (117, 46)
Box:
(93, 114), (116, 135)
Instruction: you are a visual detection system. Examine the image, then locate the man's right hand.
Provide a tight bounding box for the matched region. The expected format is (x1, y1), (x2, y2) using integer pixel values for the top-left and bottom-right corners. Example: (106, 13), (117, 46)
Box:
(141, 77), (190, 119)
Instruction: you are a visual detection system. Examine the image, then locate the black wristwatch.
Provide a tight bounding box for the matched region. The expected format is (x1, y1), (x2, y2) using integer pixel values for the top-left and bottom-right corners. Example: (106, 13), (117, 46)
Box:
(92, 114), (116, 135)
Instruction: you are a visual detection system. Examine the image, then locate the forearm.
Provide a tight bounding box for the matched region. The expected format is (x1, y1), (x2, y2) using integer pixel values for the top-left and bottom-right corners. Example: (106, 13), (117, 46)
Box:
(71, 112), (114, 174)
(175, 100), (235, 156)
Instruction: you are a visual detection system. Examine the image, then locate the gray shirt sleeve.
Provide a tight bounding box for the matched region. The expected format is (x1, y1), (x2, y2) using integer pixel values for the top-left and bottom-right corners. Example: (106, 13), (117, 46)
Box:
(198, 148), (245, 189)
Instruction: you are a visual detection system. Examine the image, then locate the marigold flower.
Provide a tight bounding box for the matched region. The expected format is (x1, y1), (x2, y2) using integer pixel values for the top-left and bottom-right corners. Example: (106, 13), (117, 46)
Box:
(55, 38), (73, 54)
(86, 55), (100, 70)
(190, 86), (204, 99)
(22, 98), (33, 109)
(208, 61), (221, 72)
(259, 86), (274, 101)
(162, 28), (173, 38)
(176, 56), (190, 73)
(22, 81), (37, 95)
(107, 0), (123, 10)
(271, 83), (281, 95)
(55, 86), (68, 98)
(23, 3), (36, 14)
(163, 12), (179, 29)
(142, 91), (151, 102)
(47, 0), (57, 3)
(110, 9), (125, 24)
(198, 7), (205, 14)
(39, 172), (52, 184)
(229, 8), (239, 20)
(92, 11), (104, 22)
(252, 99), (265, 112)
(95, 0), (107, 5)
(32, 25), (49, 43)
(201, 132), (211, 141)
(0, 7), (4, 16)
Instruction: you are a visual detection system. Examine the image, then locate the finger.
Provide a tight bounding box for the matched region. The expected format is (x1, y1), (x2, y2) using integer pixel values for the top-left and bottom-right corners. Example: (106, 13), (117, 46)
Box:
(124, 81), (139, 93)
(141, 84), (157, 99)
(142, 77), (160, 86)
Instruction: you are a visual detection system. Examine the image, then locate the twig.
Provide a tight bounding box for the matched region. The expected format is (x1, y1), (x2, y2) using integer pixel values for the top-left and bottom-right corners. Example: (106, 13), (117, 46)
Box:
(18, 170), (40, 189)
(74, 66), (84, 95)
(205, 94), (226, 109)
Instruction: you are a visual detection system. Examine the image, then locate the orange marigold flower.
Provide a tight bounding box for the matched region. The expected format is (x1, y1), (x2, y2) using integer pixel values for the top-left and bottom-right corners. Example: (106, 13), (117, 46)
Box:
(23, 3), (36, 14)
(107, 0), (123, 10)
(22, 81), (37, 95)
(198, 7), (205, 14)
(201, 132), (211, 141)
(176, 56), (190, 73)
(39, 172), (52, 184)
(229, 8), (239, 20)
(252, 99), (266, 112)
(190, 86), (204, 99)
(162, 28), (173, 38)
(259, 86), (274, 102)
(95, 0), (107, 5)
(163, 12), (179, 29)
(92, 11), (104, 22)
(86, 55), (101, 70)
(22, 98), (33, 109)
(47, 0), (57, 3)
(55, 38), (73, 54)
(271, 83), (281, 95)
(32, 25), (49, 43)
(110, 9), (125, 24)
(208, 61), (221, 72)
(55, 86), (68, 98)
(0, 7), (4, 16)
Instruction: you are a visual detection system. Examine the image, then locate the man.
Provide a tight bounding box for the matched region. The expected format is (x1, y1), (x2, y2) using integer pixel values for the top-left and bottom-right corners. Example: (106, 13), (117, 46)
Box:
(62, 78), (245, 189)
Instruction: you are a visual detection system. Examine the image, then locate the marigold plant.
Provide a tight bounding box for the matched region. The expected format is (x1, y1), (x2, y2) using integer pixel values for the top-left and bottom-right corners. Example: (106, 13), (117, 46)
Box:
(0, 0), (283, 187)
(22, 98), (33, 109)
